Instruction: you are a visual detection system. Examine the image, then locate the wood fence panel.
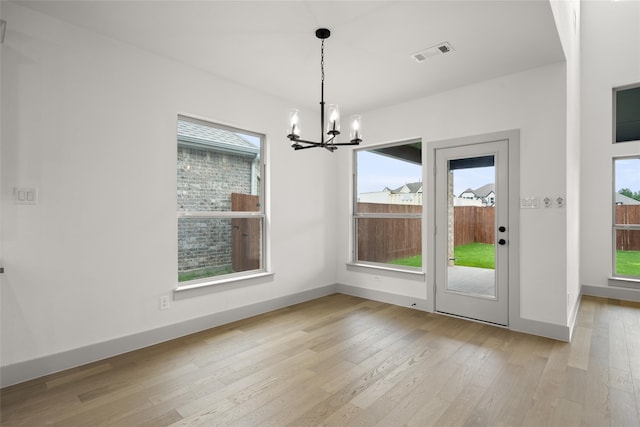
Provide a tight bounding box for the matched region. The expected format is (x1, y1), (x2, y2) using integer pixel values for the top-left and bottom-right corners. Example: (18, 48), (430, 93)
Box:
(454, 206), (495, 247)
(616, 205), (640, 251)
(357, 203), (421, 263)
(356, 204), (640, 259)
(232, 193), (261, 272)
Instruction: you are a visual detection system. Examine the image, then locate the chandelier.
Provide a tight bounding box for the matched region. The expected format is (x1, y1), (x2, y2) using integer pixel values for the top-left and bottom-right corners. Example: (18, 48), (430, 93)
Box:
(287, 28), (362, 152)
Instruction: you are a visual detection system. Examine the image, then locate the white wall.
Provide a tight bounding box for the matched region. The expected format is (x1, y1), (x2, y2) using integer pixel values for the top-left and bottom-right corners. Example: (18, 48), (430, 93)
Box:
(336, 62), (569, 327)
(581, 0), (640, 292)
(550, 0), (581, 324)
(0, 3), (337, 374)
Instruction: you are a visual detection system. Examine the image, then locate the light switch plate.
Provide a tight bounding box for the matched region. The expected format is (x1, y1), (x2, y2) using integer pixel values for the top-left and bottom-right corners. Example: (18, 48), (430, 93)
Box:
(520, 197), (539, 209)
(15, 187), (37, 205)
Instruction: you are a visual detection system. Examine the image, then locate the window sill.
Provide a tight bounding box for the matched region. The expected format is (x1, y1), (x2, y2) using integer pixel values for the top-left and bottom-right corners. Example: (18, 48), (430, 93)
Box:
(608, 277), (640, 289)
(346, 262), (424, 277)
(175, 271), (274, 293)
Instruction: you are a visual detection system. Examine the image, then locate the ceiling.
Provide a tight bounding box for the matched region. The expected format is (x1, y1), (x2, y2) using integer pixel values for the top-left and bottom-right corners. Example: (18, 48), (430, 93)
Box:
(12, 1), (565, 117)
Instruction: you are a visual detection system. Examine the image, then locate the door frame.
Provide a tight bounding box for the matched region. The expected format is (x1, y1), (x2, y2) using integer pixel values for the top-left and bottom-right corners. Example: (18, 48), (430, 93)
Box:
(426, 130), (520, 327)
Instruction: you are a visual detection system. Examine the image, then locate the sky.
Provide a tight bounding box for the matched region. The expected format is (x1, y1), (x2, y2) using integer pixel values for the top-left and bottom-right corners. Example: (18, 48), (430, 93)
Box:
(357, 151), (494, 196)
(358, 153), (639, 197)
(615, 158), (640, 193)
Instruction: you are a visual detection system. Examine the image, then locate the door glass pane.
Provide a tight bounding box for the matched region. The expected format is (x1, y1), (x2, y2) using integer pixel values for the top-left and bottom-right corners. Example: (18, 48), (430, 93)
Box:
(446, 156), (496, 297)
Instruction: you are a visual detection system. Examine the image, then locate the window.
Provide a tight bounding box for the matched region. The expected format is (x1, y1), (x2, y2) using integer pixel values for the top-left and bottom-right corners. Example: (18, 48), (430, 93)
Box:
(353, 140), (422, 270)
(614, 84), (640, 143)
(613, 157), (640, 279)
(177, 116), (265, 285)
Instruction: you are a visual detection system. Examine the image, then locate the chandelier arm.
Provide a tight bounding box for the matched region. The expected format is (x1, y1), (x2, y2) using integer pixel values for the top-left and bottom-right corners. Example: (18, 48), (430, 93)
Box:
(290, 138), (324, 146)
(293, 143), (322, 150)
(330, 141), (361, 146)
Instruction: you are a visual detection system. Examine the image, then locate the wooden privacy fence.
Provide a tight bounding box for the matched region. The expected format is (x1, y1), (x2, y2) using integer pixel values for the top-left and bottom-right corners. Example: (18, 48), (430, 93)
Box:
(357, 203), (421, 263)
(231, 193), (261, 272)
(616, 205), (640, 251)
(357, 204), (640, 263)
(454, 206), (495, 247)
(357, 203), (495, 263)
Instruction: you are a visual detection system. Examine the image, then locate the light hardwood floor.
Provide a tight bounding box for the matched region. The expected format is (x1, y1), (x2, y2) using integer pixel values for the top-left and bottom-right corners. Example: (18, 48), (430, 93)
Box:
(2, 294), (640, 426)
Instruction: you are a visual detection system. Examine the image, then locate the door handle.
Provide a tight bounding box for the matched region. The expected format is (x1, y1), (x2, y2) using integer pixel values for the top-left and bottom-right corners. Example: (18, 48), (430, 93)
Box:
(498, 239), (507, 245)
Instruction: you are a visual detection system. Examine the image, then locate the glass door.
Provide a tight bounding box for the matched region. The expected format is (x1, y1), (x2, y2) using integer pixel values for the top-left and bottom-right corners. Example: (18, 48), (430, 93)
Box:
(435, 140), (508, 325)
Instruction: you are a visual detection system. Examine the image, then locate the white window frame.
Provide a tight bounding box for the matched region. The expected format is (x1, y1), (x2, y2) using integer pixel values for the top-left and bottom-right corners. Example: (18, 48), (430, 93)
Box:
(176, 115), (268, 291)
(611, 155), (640, 285)
(351, 139), (423, 273)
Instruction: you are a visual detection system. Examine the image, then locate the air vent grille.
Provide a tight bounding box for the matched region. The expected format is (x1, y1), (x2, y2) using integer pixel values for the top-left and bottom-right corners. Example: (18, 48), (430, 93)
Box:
(411, 42), (454, 63)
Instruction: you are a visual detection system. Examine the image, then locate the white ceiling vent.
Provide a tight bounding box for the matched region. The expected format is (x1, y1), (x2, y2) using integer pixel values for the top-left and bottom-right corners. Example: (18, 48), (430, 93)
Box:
(411, 42), (454, 63)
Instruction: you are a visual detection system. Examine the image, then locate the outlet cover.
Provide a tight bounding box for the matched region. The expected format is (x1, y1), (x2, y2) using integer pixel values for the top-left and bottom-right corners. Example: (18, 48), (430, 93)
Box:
(159, 295), (170, 310)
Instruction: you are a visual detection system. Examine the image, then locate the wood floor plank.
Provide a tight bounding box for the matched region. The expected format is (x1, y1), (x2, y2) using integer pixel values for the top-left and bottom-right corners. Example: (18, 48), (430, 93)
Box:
(2, 293), (640, 427)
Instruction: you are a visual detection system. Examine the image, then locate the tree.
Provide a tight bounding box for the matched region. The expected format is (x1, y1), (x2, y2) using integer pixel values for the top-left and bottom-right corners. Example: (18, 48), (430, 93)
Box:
(619, 188), (640, 202)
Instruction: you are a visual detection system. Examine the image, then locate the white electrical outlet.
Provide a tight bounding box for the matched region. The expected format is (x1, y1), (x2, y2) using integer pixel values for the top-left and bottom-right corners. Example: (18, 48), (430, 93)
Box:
(159, 295), (170, 310)
(555, 196), (565, 208)
(543, 196), (552, 208)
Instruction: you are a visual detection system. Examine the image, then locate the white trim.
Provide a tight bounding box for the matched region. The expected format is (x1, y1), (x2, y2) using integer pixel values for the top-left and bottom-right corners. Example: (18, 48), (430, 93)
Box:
(608, 277), (640, 288)
(346, 262), (424, 277)
(426, 129), (521, 328)
(0, 285), (337, 388)
(583, 283), (640, 302)
(175, 271), (274, 294)
(337, 283), (569, 341)
(1, 283), (574, 388)
(337, 283), (430, 311)
(509, 317), (571, 342)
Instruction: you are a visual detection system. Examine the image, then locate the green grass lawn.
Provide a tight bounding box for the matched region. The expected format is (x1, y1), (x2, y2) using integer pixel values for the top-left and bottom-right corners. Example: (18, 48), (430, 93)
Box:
(616, 250), (640, 277)
(390, 242), (495, 269)
(454, 242), (495, 269)
(178, 265), (234, 282)
(391, 246), (640, 277)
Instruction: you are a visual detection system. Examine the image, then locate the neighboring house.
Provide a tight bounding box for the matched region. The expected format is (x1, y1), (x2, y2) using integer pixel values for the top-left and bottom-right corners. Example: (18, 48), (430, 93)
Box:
(359, 181), (423, 205)
(456, 183), (495, 207)
(615, 192), (640, 205)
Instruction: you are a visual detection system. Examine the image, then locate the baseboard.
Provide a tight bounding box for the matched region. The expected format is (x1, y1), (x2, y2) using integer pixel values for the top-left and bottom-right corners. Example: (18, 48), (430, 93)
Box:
(2, 281), (576, 387)
(582, 283), (640, 302)
(509, 317), (571, 342)
(335, 283), (430, 312)
(567, 295), (582, 342)
(0, 284), (338, 388)
(336, 283), (570, 341)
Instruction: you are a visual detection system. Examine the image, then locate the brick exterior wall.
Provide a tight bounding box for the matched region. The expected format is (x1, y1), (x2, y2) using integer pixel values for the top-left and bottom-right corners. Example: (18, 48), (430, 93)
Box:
(177, 145), (254, 273)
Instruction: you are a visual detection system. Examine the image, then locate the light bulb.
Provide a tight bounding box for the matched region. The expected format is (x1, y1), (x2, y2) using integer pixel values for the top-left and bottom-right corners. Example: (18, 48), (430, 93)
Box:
(327, 104), (340, 134)
(350, 115), (362, 142)
(288, 109), (300, 138)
